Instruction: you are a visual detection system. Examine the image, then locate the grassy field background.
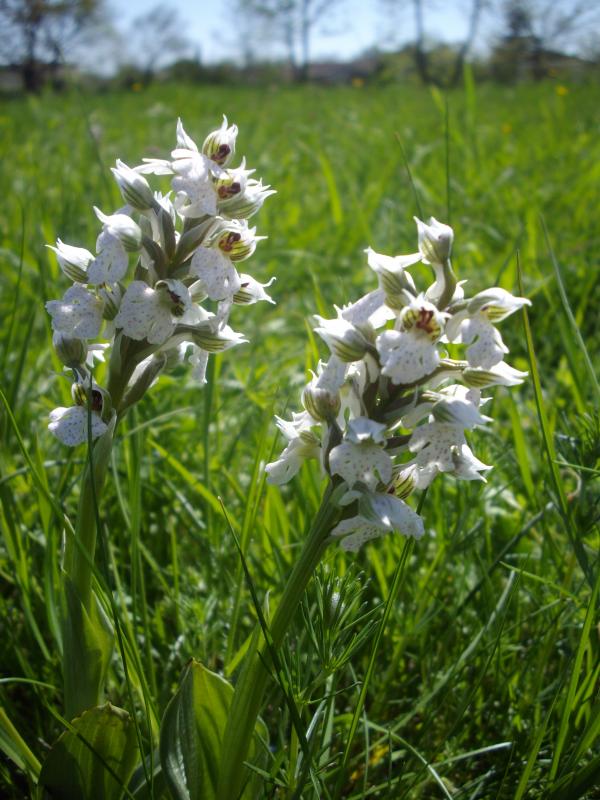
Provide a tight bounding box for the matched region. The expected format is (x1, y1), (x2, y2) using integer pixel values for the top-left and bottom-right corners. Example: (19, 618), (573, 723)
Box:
(0, 78), (599, 798)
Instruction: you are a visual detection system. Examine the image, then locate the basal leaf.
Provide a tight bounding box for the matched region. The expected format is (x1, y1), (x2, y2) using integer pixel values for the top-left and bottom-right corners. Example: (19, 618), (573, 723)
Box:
(39, 703), (138, 800)
(159, 660), (265, 800)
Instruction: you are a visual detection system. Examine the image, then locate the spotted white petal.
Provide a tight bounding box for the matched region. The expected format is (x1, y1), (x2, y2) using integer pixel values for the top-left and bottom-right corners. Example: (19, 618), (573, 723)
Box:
(48, 406), (107, 447)
(114, 280), (187, 345)
(409, 421), (491, 481)
(188, 346), (209, 384)
(329, 432), (392, 491)
(46, 285), (104, 339)
(377, 329), (440, 384)
(346, 417), (387, 444)
(339, 289), (395, 329)
(172, 151), (218, 218)
(459, 316), (508, 369)
(266, 414), (321, 484)
(315, 357), (347, 394)
(87, 231), (129, 285)
(190, 247), (241, 301)
(331, 492), (424, 551)
(94, 207), (142, 251)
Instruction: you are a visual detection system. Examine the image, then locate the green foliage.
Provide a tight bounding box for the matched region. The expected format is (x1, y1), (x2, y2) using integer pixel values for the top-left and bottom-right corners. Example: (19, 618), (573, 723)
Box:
(0, 79), (598, 798)
(39, 703), (138, 799)
(62, 577), (114, 721)
(159, 659), (264, 800)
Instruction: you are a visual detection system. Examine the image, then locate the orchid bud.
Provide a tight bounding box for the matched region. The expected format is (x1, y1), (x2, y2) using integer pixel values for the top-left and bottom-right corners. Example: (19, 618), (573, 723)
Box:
(100, 284), (122, 321)
(53, 332), (87, 369)
(302, 375), (341, 422)
(47, 240), (92, 283)
(414, 216), (453, 265)
(394, 464), (417, 499)
(111, 160), (155, 210)
(314, 316), (370, 362)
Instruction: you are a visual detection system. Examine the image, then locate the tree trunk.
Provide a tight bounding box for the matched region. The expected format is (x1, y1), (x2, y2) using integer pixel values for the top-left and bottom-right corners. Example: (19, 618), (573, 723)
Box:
(298, 0), (310, 81)
(448, 0), (482, 87)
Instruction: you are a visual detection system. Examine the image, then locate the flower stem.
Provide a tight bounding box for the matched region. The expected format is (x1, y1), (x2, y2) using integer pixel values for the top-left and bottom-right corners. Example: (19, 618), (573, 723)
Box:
(217, 483), (341, 799)
(62, 419), (115, 719)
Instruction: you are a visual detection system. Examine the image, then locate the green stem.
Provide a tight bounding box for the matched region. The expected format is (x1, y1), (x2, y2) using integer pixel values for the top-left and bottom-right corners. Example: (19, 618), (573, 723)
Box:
(436, 258), (458, 311)
(62, 420), (115, 719)
(217, 484), (341, 800)
(64, 434), (112, 611)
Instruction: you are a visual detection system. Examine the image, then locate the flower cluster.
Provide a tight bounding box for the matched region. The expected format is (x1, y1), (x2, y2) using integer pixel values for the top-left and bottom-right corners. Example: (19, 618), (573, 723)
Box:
(46, 118), (275, 446)
(266, 217), (529, 551)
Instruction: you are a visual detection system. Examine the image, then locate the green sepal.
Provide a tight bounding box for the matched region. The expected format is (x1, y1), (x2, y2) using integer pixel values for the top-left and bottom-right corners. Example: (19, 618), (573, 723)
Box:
(159, 660), (266, 800)
(38, 703), (138, 800)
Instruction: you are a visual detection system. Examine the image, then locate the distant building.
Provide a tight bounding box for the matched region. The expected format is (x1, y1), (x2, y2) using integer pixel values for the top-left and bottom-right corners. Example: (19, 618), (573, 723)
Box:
(307, 56), (383, 85)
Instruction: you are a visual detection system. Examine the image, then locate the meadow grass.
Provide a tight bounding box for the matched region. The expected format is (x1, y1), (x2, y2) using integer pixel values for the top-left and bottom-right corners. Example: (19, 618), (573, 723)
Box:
(0, 77), (599, 798)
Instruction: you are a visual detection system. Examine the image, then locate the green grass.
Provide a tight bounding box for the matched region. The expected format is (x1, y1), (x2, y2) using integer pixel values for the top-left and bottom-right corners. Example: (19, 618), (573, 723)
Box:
(0, 77), (599, 798)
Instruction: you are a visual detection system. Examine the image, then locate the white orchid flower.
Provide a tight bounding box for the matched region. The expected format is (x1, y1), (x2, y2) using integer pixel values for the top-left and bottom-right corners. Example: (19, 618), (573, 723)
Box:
(331, 491), (424, 551)
(114, 279), (191, 345)
(202, 115), (238, 166)
(48, 405), (108, 447)
(86, 230), (129, 286)
(46, 285), (105, 339)
(446, 288), (531, 369)
(190, 247), (241, 301)
(338, 289), (396, 330)
(93, 207), (142, 252)
(377, 296), (446, 384)
(408, 420), (491, 483)
(401, 385), (491, 429)
(233, 275), (275, 305)
(329, 417), (392, 495)
(366, 247), (419, 303)
(219, 178), (276, 219)
(265, 412), (321, 485)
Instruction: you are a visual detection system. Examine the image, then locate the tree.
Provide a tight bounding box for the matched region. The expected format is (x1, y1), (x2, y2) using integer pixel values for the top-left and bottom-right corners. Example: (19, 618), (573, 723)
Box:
(499, 0), (600, 54)
(0, 0), (101, 91)
(237, 0), (346, 81)
(410, 0), (486, 87)
(126, 3), (194, 84)
(491, 0), (600, 80)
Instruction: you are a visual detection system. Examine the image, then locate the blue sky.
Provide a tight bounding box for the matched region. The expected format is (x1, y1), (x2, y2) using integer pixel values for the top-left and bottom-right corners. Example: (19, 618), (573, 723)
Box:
(109, 0), (496, 64)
